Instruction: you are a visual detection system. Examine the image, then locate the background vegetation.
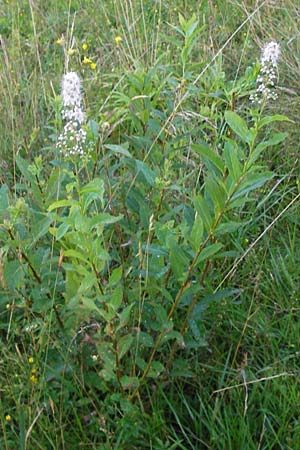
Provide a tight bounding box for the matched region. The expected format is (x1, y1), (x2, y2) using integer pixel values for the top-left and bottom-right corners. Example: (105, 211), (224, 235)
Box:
(0, 1), (300, 449)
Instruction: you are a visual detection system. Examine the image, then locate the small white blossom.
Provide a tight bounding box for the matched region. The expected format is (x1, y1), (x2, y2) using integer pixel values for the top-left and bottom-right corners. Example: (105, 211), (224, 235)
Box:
(57, 72), (86, 157)
(250, 41), (280, 105)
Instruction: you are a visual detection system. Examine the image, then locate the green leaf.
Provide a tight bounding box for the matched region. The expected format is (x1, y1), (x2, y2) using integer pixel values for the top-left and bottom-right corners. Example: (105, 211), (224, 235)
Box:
(29, 215), (53, 247)
(118, 335), (134, 360)
(194, 194), (213, 232)
(205, 174), (227, 216)
(110, 285), (123, 310)
(147, 361), (165, 378)
(16, 155), (36, 184)
(80, 178), (104, 194)
(232, 171), (274, 200)
(215, 221), (243, 235)
(90, 213), (123, 228)
(89, 119), (99, 137)
(138, 332), (154, 347)
(105, 143), (132, 158)
(64, 249), (89, 263)
(224, 141), (242, 182)
(192, 143), (224, 173)
(167, 235), (190, 281)
(135, 160), (156, 186)
(4, 260), (24, 290)
(47, 199), (77, 212)
(120, 376), (139, 389)
(109, 266), (123, 286)
(56, 223), (70, 240)
(78, 273), (97, 294)
(196, 242), (223, 266)
(0, 184), (8, 210)
(248, 133), (288, 166)
(225, 111), (253, 144)
(190, 213), (203, 251)
(257, 115), (292, 130)
(117, 303), (135, 331)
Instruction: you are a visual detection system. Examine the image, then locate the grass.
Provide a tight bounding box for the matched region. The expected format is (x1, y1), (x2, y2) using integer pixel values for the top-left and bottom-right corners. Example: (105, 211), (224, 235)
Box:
(1, 0), (300, 449)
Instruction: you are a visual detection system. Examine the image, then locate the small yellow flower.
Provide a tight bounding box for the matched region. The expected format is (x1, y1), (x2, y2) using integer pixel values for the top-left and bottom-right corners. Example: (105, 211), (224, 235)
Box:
(28, 357), (34, 364)
(30, 374), (38, 383)
(90, 62), (97, 70)
(82, 43), (88, 50)
(5, 415), (11, 422)
(114, 36), (122, 46)
(83, 56), (92, 65)
(31, 368), (37, 374)
(6, 303), (10, 309)
(56, 37), (63, 45)
(67, 48), (76, 56)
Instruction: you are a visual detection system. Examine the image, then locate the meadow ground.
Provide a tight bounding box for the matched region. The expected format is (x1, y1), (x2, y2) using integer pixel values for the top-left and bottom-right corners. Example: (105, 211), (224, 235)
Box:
(0, 1), (300, 449)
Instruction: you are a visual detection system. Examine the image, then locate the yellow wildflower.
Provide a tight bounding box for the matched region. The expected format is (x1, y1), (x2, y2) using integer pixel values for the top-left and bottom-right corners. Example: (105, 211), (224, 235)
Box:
(30, 374), (38, 383)
(5, 415), (11, 422)
(83, 56), (92, 65)
(56, 37), (63, 45)
(31, 368), (37, 374)
(28, 357), (34, 364)
(114, 36), (122, 46)
(82, 43), (88, 50)
(90, 62), (97, 70)
(67, 48), (76, 56)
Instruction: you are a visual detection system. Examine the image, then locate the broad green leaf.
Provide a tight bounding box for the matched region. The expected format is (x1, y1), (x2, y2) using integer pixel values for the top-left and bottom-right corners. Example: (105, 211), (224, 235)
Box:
(105, 143), (132, 158)
(192, 288), (241, 319)
(56, 223), (70, 240)
(225, 111), (253, 144)
(192, 143), (224, 173)
(232, 171), (274, 200)
(78, 273), (97, 294)
(4, 260), (24, 290)
(205, 174), (227, 216)
(257, 115), (292, 130)
(118, 335), (134, 360)
(80, 178), (104, 195)
(224, 141), (242, 182)
(248, 133), (288, 167)
(29, 215), (53, 247)
(90, 213), (123, 228)
(161, 330), (184, 345)
(167, 235), (190, 281)
(135, 160), (156, 186)
(15, 155), (36, 184)
(109, 266), (123, 286)
(48, 199), (77, 212)
(138, 331), (154, 347)
(110, 285), (123, 310)
(194, 194), (213, 232)
(215, 220), (243, 235)
(196, 242), (223, 266)
(16, 155), (43, 205)
(80, 178), (105, 212)
(147, 361), (165, 378)
(89, 119), (99, 137)
(0, 184), (8, 210)
(117, 303), (135, 331)
(120, 376), (139, 389)
(190, 213), (203, 251)
(64, 249), (89, 263)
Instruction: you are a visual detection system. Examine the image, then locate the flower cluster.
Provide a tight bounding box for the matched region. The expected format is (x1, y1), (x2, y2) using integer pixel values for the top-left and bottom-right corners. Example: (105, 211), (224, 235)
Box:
(57, 72), (86, 157)
(250, 41), (280, 105)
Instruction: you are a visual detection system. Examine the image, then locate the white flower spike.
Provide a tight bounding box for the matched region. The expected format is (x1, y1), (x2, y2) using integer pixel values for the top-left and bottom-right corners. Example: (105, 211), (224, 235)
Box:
(250, 41), (280, 105)
(57, 71), (86, 156)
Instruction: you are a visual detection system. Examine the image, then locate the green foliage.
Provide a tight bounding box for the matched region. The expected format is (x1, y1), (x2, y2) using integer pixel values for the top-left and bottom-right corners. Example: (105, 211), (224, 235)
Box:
(0, 1), (299, 448)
